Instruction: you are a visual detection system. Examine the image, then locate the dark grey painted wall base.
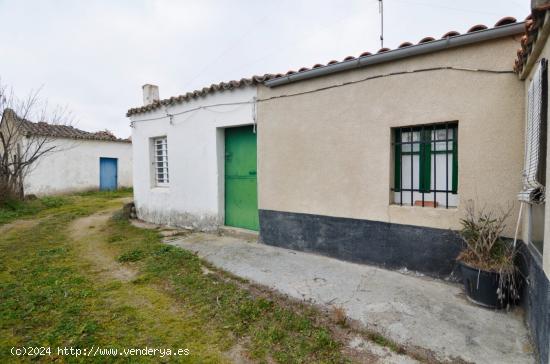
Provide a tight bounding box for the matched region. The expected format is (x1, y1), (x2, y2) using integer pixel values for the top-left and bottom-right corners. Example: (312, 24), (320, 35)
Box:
(518, 243), (550, 364)
(259, 209), (463, 279)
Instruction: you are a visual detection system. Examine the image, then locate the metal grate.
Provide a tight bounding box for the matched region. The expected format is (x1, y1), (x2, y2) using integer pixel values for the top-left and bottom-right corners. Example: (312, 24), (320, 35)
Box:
(392, 122), (458, 208)
(153, 137), (169, 185)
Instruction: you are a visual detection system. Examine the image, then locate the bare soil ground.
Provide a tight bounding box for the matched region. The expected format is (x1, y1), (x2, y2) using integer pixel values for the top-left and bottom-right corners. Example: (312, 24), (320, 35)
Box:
(69, 209), (253, 363)
(69, 208), (137, 282)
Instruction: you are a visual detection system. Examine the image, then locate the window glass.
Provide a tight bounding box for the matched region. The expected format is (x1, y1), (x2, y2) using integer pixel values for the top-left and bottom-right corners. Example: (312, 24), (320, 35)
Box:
(401, 131), (420, 152)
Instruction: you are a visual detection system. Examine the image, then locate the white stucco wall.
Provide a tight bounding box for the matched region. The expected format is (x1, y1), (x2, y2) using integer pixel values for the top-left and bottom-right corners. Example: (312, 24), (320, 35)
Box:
(130, 86), (257, 230)
(24, 138), (132, 195)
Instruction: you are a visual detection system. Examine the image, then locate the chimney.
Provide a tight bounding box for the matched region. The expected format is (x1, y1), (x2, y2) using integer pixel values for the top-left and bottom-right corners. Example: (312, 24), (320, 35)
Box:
(142, 84), (159, 106)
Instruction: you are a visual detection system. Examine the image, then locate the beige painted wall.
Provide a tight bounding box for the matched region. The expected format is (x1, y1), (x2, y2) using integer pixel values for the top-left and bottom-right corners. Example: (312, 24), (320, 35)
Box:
(257, 36), (524, 237)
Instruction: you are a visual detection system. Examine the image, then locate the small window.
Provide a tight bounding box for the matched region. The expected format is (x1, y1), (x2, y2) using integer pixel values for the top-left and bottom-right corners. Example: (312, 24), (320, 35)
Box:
(153, 137), (169, 186)
(392, 122), (458, 208)
(521, 58), (548, 255)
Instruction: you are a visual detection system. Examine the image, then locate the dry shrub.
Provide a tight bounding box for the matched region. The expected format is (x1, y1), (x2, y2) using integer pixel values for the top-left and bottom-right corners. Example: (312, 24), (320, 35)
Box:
(457, 201), (514, 272)
(457, 201), (521, 304)
(330, 305), (347, 326)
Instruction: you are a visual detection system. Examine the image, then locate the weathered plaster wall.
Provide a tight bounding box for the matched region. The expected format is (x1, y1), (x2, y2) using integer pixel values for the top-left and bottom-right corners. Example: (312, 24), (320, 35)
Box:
(130, 87), (256, 230)
(24, 138), (132, 195)
(257, 36), (525, 237)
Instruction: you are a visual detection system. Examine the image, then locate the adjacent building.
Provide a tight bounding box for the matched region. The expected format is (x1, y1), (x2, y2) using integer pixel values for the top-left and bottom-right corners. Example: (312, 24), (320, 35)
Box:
(128, 80), (267, 231)
(1, 109), (132, 195)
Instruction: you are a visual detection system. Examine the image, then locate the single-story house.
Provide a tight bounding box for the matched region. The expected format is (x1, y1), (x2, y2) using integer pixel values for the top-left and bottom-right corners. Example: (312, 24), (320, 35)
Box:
(1, 109), (132, 195)
(127, 8), (549, 363)
(128, 81), (267, 230)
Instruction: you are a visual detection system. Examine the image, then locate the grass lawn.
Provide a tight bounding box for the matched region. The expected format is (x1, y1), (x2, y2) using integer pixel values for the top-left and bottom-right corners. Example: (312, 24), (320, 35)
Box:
(0, 188), (133, 225)
(0, 191), (353, 363)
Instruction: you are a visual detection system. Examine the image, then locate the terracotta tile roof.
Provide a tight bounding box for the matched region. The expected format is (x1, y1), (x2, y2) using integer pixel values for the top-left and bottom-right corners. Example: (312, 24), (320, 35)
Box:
(270, 16), (520, 81)
(419, 36), (435, 44)
(441, 31), (460, 38)
(514, 7), (550, 74)
(126, 74), (275, 117)
(127, 16), (521, 117)
(3, 109), (130, 143)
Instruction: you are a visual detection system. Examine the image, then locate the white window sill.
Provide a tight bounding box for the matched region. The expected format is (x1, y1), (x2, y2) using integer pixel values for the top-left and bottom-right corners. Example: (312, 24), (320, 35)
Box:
(388, 204), (459, 213)
(390, 203), (458, 209)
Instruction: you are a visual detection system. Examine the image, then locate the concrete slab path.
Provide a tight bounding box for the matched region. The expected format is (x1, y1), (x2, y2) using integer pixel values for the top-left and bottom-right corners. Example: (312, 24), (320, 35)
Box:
(167, 233), (535, 364)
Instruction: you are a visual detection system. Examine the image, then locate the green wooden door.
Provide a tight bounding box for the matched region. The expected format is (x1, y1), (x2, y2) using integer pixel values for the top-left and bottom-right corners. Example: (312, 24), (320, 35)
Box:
(225, 125), (259, 231)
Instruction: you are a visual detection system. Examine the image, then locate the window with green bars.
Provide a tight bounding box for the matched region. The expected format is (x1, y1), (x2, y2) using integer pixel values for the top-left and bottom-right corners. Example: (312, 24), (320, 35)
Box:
(393, 122), (458, 208)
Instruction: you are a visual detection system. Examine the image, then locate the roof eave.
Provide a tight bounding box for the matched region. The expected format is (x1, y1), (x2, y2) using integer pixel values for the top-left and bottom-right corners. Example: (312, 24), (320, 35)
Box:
(265, 22), (525, 88)
(126, 78), (265, 117)
(24, 132), (130, 143)
(519, 11), (550, 79)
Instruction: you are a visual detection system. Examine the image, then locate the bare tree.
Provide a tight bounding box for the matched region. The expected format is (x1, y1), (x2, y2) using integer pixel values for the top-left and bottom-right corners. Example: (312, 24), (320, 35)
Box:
(0, 81), (73, 201)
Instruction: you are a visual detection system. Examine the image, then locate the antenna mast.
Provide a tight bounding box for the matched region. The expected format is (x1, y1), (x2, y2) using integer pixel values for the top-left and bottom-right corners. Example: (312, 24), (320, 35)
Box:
(379, 0), (384, 48)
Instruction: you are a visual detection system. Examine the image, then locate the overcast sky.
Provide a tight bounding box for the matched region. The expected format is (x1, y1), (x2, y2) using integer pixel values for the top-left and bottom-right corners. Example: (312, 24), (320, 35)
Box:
(0, 0), (529, 137)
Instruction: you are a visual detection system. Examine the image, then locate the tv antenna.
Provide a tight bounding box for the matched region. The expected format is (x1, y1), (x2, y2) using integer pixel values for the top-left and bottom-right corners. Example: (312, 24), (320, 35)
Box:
(379, 0), (384, 48)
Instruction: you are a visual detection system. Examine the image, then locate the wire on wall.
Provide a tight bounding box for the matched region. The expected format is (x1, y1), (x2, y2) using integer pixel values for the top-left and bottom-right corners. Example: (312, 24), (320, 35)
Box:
(130, 100), (254, 125)
(259, 66), (515, 103)
(129, 66), (516, 127)
(252, 96), (257, 133)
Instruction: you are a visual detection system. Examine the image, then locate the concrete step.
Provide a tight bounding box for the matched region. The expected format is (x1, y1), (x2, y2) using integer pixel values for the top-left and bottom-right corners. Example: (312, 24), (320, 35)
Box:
(219, 226), (259, 241)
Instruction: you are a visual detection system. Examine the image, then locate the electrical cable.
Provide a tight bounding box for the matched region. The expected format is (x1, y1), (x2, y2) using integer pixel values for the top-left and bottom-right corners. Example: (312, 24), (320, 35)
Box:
(131, 101), (254, 124)
(130, 66), (516, 126)
(257, 66), (515, 103)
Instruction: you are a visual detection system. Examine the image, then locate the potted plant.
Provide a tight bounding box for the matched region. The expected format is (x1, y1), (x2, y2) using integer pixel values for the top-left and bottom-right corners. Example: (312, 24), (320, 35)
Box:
(456, 202), (521, 309)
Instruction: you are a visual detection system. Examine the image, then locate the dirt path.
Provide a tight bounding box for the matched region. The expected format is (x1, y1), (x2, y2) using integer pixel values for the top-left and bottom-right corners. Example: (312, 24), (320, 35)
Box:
(66, 207), (252, 363)
(68, 207), (137, 282)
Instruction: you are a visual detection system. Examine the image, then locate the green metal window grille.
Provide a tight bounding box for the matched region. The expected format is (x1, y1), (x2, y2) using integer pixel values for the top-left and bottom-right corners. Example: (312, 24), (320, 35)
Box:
(393, 122), (458, 208)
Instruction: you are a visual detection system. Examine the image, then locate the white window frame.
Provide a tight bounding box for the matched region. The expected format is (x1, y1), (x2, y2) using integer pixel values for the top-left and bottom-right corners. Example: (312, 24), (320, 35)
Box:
(152, 136), (169, 187)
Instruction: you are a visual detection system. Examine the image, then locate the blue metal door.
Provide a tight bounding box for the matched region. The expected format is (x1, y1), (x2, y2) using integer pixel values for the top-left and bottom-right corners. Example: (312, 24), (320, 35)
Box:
(99, 157), (118, 191)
